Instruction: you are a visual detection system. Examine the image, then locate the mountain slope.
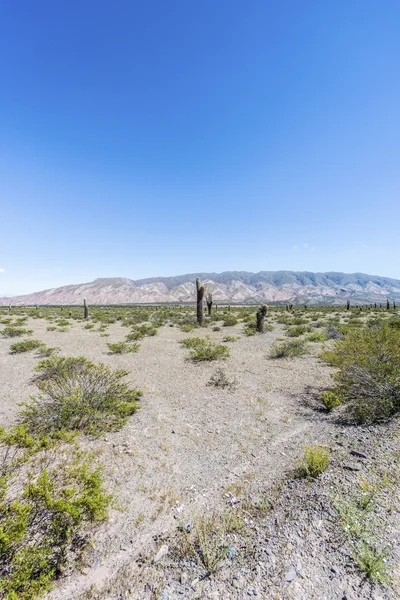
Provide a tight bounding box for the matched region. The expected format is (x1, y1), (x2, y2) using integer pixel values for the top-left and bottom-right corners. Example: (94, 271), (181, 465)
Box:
(1, 271), (400, 306)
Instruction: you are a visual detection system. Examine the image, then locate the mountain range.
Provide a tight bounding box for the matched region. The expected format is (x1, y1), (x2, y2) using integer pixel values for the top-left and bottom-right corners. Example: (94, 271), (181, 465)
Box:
(1, 271), (400, 306)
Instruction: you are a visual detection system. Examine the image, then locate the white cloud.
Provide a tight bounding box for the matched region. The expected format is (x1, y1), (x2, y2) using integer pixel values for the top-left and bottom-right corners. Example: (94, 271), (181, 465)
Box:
(0, 268), (5, 274)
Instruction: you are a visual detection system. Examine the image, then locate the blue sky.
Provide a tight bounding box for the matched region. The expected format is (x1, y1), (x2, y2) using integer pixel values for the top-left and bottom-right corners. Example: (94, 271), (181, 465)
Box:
(1, 1), (399, 295)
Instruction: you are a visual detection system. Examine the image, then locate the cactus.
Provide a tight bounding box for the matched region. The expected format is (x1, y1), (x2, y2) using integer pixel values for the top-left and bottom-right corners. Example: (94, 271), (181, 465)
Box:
(387, 299), (390, 310)
(206, 292), (213, 316)
(346, 299), (350, 310)
(256, 304), (268, 332)
(196, 278), (205, 324)
(83, 297), (89, 321)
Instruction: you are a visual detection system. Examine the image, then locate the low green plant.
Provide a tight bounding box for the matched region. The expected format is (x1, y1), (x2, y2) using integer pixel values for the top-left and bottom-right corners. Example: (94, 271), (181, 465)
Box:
(306, 331), (327, 343)
(180, 337), (230, 361)
(222, 335), (238, 343)
(1, 326), (33, 338)
(297, 445), (330, 478)
(10, 339), (44, 354)
(36, 346), (60, 358)
(333, 482), (390, 583)
(107, 341), (140, 354)
(268, 339), (309, 359)
(21, 356), (142, 435)
(0, 454), (111, 599)
(286, 325), (311, 337)
(222, 315), (238, 327)
(180, 324), (195, 332)
(321, 390), (342, 412)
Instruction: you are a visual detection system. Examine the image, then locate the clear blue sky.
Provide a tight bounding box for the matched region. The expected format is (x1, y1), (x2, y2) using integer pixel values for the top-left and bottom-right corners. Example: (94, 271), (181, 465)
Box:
(1, 1), (399, 295)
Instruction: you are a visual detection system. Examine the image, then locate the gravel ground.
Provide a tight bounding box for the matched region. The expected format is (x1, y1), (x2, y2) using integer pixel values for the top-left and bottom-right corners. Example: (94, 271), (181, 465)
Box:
(1, 314), (398, 600)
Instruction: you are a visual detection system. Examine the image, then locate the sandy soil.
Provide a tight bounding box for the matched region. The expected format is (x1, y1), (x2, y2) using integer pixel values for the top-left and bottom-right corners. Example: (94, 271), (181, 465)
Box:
(1, 314), (398, 600)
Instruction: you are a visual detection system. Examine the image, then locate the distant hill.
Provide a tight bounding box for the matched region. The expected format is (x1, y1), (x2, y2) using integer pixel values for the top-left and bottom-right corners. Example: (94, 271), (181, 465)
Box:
(1, 271), (400, 306)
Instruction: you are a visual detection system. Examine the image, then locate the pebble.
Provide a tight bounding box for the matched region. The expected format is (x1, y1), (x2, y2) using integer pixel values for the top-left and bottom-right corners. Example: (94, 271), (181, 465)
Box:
(153, 544), (168, 563)
(285, 568), (297, 582)
(180, 572), (188, 585)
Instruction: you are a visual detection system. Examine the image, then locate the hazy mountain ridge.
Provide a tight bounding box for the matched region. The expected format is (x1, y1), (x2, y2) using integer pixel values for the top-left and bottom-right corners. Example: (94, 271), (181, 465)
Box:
(1, 271), (400, 306)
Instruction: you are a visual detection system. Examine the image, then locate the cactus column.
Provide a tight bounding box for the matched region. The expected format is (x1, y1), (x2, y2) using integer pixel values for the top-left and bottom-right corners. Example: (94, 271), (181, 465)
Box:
(256, 304), (268, 332)
(196, 278), (205, 324)
(83, 297), (89, 320)
(206, 292), (213, 316)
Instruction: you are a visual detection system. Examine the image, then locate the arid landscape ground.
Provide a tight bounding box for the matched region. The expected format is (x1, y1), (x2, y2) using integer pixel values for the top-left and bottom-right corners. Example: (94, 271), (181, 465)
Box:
(1, 304), (399, 600)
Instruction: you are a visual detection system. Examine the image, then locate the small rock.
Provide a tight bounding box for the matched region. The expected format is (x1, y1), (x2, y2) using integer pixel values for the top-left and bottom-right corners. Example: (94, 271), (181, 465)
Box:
(191, 578), (199, 588)
(286, 542), (294, 551)
(331, 565), (340, 575)
(180, 572), (188, 585)
(350, 450), (368, 459)
(285, 568), (297, 582)
(343, 463), (361, 471)
(296, 562), (302, 573)
(153, 544), (168, 563)
(227, 545), (237, 558)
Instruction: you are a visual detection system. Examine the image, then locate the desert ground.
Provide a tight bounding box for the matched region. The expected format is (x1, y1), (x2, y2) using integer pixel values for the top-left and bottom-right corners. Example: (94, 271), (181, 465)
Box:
(0, 305), (399, 600)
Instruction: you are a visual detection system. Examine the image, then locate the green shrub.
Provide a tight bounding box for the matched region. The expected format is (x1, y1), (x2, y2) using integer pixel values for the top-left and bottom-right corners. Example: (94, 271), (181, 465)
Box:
(222, 335), (238, 343)
(180, 337), (230, 361)
(212, 326), (221, 332)
(321, 390), (342, 412)
(222, 315), (238, 327)
(1, 327), (33, 338)
(107, 341), (140, 354)
(268, 339), (309, 359)
(180, 323), (194, 332)
(324, 323), (344, 339)
(10, 340), (44, 354)
(21, 356), (142, 435)
(297, 445), (330, 478)
(306, 332), (327, 343)
(285, 325), (311, 337)
(180, 337), (205, 349)
(189, 341), (230, 362)
(321, 324), (400, 422)
(36, 346), (60, 358)
(0, 455), (111, 599)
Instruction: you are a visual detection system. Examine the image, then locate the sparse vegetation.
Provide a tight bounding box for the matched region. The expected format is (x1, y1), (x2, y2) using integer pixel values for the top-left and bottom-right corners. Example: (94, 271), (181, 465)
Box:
(321, 324), (400, 422)
(297, 445), (330, 478)
(268, 339), (309, 359)
(107, 341), (140, 354)
(180, 337), (230, 361)
(1, 326), (33, 338)
(10, 339), (44, 354)
(321, 390), (342, 412)
(21, 356), (142, 435)
(0, 450), (111, 599)
(208, 367), (237, 390)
